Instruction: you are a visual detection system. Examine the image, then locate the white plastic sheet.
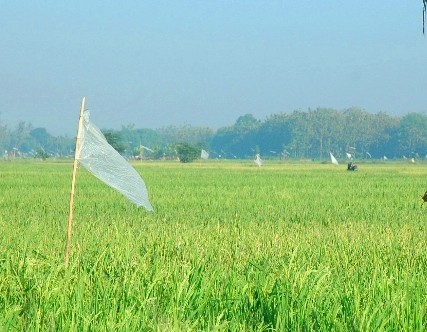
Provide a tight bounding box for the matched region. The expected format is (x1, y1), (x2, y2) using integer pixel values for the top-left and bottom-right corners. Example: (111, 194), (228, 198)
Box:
(330, 152), (339, 166)
(200, 149), (209, 160)
(77, 111), (153, 211)
(254, 153), (263, 167)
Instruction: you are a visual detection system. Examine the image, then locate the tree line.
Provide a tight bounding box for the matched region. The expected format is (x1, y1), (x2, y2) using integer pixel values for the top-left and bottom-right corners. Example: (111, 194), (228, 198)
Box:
(212, 108), (427, 161)
(1, 108), (426, 161)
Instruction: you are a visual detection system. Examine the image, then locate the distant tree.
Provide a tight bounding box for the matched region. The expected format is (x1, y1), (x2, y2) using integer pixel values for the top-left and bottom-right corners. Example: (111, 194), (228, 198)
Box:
(120, 123), (139, 156)
(34, 147), (49, 160)
(175, 143), (200, 163)
(103, 130), (126, 154)
(397, 113), (427, 157)
(156, 125), (214, 146)
(258, 113), (292, 155)
(210, 114), (261, 158)
(30, 128), (52, 146)
(210, 126), (236, 157)
(11, 121), (32, 152)
(0, 120), (10, 153)
(309, 108), (344, 159)
(234, 114), (260, 132)
(286, 110), (312, 159)
(368, 112), (399, 159)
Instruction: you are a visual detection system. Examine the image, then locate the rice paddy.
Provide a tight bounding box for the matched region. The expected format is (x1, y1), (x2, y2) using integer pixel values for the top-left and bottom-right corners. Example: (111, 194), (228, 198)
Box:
(0, 160), (426, 331)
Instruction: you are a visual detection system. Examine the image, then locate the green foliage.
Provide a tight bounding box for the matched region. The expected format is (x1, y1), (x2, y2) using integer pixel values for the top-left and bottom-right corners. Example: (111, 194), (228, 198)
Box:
(234, 113), (261, 132)
(0, 120), (10, 153)
(34, 147), (49, 160)
(102, 131), (126, 154)
(156, 125), (214, 146)
(211, 114), (262, 158)
(175, 142), (200, 163)
(0, 109), (426, 161)
(211, 108), (427, 160)
(0, 161), (427, 331)
(398, 113), (427, 155)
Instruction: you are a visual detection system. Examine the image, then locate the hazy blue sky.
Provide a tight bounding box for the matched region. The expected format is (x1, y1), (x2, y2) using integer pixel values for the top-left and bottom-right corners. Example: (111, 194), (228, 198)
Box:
(1, 1), (426, 136)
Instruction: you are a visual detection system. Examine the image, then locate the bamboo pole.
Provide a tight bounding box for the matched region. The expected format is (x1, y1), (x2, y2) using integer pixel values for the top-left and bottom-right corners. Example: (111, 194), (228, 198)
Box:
(65, 97), (86, 268)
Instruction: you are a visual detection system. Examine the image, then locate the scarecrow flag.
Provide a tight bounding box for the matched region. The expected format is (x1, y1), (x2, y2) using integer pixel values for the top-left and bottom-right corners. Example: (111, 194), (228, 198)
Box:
(78, 110), (153, 211)
(201, 149), (209, 160)
(65, 98), (152, 268)
(254, 153), (263, 167)
(140, 145), (154, 153)
(330, 152), (339, 166)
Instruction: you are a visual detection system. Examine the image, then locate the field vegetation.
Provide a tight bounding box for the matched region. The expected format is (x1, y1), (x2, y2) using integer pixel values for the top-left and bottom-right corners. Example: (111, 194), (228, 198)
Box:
(0, 160), (426, 331)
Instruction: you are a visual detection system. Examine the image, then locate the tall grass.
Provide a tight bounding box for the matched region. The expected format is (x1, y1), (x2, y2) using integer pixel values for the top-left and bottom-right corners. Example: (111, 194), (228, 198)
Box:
(0, 160), (426, 331)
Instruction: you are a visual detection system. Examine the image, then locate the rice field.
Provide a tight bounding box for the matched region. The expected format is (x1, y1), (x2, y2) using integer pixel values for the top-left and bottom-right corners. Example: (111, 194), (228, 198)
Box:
(0, 159), (426, 331)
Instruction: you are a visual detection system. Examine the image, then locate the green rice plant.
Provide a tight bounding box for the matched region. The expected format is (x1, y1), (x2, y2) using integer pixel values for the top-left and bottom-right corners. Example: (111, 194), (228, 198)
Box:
(0, 160), (426, 331)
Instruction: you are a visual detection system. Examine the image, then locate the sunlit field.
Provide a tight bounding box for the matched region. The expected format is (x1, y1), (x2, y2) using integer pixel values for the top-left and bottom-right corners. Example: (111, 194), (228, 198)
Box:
(0, 159), (426, 331)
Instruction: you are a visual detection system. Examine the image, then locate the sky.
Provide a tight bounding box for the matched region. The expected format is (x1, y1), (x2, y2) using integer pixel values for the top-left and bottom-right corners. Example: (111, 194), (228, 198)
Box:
(1, 1), (426, 136)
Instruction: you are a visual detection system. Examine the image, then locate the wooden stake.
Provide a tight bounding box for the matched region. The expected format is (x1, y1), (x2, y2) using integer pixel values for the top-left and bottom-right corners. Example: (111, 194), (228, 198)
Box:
(65, 97), (86, 268)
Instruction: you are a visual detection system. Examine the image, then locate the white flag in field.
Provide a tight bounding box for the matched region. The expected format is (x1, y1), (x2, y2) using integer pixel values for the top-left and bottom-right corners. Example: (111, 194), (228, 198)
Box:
(254, 153), (263, 167)
(77, 111), (153, 211)
(201, 149), (209, 160)
(140, 145), (154, 152)
(330, 152), (339, 166)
